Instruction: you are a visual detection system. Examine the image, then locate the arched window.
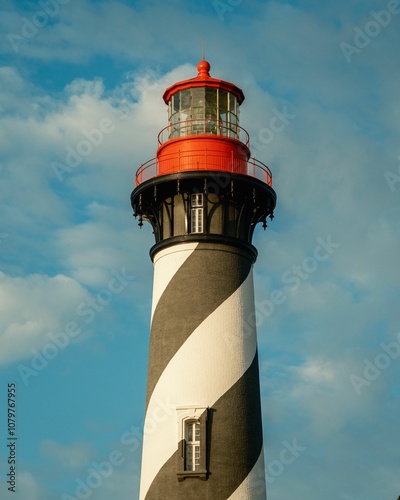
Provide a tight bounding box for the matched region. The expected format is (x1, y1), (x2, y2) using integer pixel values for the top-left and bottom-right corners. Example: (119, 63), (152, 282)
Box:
(176, 406), (208, 480)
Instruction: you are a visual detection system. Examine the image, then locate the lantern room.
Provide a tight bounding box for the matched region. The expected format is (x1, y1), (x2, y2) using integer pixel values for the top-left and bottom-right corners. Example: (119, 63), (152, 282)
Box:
(161, 59), (244, 141)
(135, 60), (272, 187)
(165, 79), (241, 141)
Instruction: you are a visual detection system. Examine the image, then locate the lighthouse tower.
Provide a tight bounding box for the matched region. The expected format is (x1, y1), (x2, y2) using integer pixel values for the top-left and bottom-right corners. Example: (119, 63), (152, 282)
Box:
(131, 59), (276, 499)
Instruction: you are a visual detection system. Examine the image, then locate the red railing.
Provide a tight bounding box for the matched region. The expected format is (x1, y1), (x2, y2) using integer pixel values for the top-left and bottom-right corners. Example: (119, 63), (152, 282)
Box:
(157, 119), (250, 146)
(135, 152), (272, 187)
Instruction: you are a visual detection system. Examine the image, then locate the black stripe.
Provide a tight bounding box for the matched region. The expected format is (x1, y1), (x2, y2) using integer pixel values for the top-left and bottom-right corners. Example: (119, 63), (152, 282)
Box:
(146, 242), (253, 408)
(145, 352), (264, 499)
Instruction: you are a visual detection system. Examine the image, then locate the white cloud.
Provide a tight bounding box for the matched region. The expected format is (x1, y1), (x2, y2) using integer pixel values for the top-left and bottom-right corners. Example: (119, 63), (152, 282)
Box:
(0, 0), (216, 64)
(54, 207), (134, 287)
(0, 66), (34, 116)
(88, 459), (140, 500)
(41, 439), (93, 469)
(43, 438), (141, 500)
(0, 272), (87, 366)
(0, 63), (183, 369)
(7, 471), (46, 500)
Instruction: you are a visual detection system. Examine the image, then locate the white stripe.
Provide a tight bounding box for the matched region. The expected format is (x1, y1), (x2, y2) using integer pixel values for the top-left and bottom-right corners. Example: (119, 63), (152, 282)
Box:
(139, 269), (257, 499)
(150, 242), (198, 319)
(227, 450), (266, 500)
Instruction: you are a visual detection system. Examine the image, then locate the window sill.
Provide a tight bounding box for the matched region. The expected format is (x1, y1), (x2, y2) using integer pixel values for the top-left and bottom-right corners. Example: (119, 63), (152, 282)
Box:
(177, 470), (207, 481)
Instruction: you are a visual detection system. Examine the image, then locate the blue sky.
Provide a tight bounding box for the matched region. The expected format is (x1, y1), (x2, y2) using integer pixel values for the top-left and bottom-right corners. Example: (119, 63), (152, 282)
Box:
(0, 0), (399, 499)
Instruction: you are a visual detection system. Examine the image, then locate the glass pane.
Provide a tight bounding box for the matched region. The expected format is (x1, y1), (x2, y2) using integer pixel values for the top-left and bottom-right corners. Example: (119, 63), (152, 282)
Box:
(168, 95), (180, 136)
(179, 89), (191, 122)
(205, 88), (217, 120)
(186, 445), (193, 470)
(192, 107), (203, 119)
(187, 423), (193, 442)
(230, 111), (238, 126)
(219, 90), (228, 120)
(228, 111), (238, 138)
(180, 90), (191, 109)
(191, 210), (196, 232)
(191, 208), (204, 233)
(173, 94), (179, 112)
(185, 421), (201, 471)
(191, 194), (203, 207)
(189, 88), (204, 134)
(229, 94), (237, 112)
(191, 88), (205, 110)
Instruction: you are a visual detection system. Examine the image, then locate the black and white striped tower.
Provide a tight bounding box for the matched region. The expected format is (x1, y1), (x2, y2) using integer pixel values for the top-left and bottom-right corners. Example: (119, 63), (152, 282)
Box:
(131, 59), (276, 499)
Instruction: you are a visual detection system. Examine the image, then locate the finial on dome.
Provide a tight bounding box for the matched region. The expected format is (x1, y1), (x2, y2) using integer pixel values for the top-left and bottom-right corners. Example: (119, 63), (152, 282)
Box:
(197, 59), (211, 78)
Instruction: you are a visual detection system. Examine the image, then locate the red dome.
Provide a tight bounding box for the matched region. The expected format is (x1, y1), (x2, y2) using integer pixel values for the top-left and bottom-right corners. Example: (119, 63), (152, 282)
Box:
(162, 60), (245, 104)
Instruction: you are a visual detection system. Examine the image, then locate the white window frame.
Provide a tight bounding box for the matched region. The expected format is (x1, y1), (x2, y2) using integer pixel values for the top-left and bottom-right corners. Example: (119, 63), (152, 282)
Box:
(185, 421), (201, 471)
(176, 406), (208, 480)
(190, 193), (204, 233)
(191, 193), (203, 207)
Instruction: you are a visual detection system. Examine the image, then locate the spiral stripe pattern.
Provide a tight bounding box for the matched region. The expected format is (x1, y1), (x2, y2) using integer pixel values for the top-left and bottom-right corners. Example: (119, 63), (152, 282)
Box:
(140, 241), (266, 500)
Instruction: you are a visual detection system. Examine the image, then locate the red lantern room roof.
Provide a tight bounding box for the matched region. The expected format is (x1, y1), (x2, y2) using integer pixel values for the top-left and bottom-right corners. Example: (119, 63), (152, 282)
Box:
(162, 60), (245, 105)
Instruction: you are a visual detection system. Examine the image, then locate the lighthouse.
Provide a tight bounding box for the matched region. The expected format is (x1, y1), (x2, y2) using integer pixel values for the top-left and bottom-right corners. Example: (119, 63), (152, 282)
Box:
(131, 59), (276, 499)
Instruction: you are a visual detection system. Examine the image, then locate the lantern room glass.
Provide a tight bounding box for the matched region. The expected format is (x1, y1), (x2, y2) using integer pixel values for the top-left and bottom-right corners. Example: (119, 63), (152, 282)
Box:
(168, 88), (238, 139)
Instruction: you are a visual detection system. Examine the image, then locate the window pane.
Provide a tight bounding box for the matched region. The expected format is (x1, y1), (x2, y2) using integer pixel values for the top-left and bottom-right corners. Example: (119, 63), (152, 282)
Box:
(228, 111), (238, 138)
(185, 421), (201, 471)
(205, 88), (217, 120)
(194, 445), (200, 470)
(180, 90), (191, 109)
(219, 90), (228, 120)
(229, 94), (237, 112)
(187, 423), (193, 442)
(192, 106), (203, 119)
(168, 95), (180, 138)
(179, 89), (191, 122)
(191, 88), (205, 110)
(173, 94), (179, 112)
(186, 446), (193, 470)
(191, 208), (203, 233)
(191, 193), (203, 207)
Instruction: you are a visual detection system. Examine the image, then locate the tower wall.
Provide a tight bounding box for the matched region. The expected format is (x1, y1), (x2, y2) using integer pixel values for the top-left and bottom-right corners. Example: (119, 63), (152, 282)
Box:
(140, 241), (266, 499)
